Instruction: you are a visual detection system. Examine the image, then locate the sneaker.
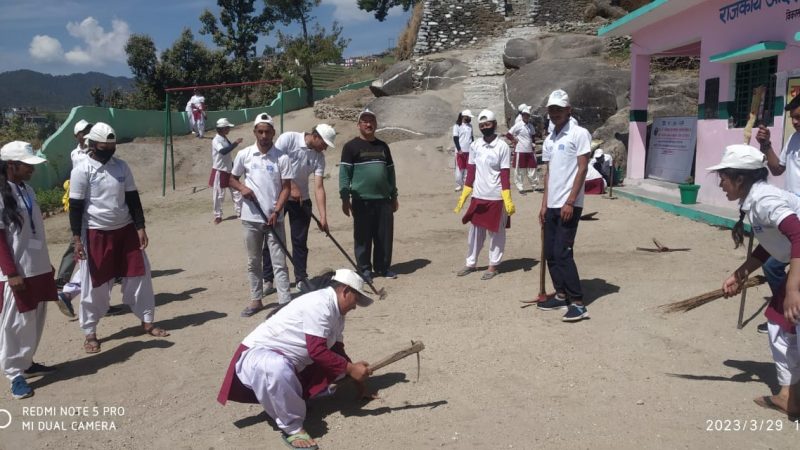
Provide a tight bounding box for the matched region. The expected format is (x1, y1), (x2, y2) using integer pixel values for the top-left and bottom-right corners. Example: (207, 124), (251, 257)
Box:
(536, 295), (568, 311)
(262, 280), (277, 296)
(378, 270), (398, 279)
(24, 362), (57, 379)
(11, 375), (33, 399)
(360, 271), (373, 284)
(562, 304), (589, 322)
(296, 279), (312, 293)
(56, 292), (75, 318)
(757, 322), (769, 334)
(455, 186), (463, 192)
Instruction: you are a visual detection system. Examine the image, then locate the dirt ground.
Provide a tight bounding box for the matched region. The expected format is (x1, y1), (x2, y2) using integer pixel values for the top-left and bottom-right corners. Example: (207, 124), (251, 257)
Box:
(2, 106), (799, 449)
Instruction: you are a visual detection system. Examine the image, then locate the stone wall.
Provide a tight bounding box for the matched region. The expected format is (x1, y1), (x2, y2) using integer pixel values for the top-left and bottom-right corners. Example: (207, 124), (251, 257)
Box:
(413, 0), (510, 56)
(533, 0), (593, 24)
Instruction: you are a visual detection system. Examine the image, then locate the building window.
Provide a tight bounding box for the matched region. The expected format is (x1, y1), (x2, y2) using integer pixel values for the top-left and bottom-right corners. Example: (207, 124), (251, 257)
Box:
(704, 78), (719, 120)
(732, 56), (777, 128)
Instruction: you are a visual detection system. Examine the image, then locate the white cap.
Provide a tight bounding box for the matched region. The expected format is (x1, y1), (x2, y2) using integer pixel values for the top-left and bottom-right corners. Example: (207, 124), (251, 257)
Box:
(332, 269), (374, 306)
(253, 113), (274, 127)
(0, 141), (46, 165)
(358, 108), (377, 121)
(706, 144), (767, 171)
(461, 109), (474, 118)
(593, 148), (604, 158)
(73, 119), (93, 135)
(314, 123), (336, 149)
(477, 109), (496, 123)
(216, 118), (235, 128)
(546, 89), (570, 108)
(517, 103), (529, 112)
(520, 106), (531, 115)
(86, 122), (116, 143)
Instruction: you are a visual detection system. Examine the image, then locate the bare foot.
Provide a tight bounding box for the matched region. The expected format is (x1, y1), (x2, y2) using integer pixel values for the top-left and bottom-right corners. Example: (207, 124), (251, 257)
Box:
(142, 323), (170, 337)
(754, 395), (790, 414)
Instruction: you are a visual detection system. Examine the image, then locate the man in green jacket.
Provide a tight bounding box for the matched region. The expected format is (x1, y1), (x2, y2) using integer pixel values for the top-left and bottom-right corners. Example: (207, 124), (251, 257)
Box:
(339, 109), (399, 282)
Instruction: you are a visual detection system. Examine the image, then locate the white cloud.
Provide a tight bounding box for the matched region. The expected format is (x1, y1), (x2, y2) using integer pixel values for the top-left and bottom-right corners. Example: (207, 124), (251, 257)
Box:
(322, 0), (376, 23)
(63, 17), (131, 66)
(29, 34), (64, 61)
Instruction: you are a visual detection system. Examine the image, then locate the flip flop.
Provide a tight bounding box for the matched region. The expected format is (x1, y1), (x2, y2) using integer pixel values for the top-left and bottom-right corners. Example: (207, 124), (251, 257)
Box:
(456, 266), (477, 277)
(480, 271), (498, 280)
(282, 431), (318, 450)
(83, 336), (101, 354)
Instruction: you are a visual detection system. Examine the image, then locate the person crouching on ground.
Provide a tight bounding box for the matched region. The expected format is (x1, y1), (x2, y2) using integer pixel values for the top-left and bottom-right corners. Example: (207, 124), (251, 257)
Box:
(0, 141), (60, 398)
(217, 268), (374, 450)
(69, 122), (169, 354)
(454, 109), (515, 280)
(210, 118), (243, 224)
(710, 144), (800, 417)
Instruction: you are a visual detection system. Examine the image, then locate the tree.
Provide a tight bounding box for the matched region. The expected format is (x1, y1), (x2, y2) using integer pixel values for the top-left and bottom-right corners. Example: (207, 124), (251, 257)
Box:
(357, 0), (418, 21)
(200, 0), (274, 61)
(266, 0), (350, 105)
(125, 34), (163, 109)
(90, 86), (104, 107)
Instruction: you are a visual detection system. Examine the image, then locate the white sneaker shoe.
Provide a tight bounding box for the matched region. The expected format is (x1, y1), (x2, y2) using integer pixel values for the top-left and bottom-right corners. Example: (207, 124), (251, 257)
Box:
(454, 186), (463, 192)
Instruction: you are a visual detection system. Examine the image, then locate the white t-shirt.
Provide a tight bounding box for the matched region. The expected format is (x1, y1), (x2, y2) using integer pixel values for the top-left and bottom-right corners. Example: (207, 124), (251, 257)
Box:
(469, 136), (511, 200)
(741, 181), (800, 263)
(543, 119), (592, 208)
(69, 157), (137, 231)
(70, 144), (88, 167)
(508, 121), (534, 153)
(231, 144), (293, 223)
(453, 123), (473, 153)
(275, 132), (325, 201)
(241, 287), (345, 372)
(779, 131), (800, 195)
(211, 134), (235, 172)
(0, 182), (52, 281)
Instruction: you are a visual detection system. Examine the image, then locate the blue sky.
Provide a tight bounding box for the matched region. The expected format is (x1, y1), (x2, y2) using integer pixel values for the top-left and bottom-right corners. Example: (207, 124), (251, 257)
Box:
(0, 0), (411, 77)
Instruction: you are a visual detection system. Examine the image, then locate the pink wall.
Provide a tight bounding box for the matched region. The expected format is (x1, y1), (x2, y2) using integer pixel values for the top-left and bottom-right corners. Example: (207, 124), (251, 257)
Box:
(627, 0), (800, 207)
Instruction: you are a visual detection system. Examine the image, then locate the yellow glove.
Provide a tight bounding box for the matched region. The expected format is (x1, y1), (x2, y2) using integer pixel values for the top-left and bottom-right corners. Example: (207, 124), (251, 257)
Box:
(454, 186), (472, 213)
(501, 189), (515, 216)
(62, 180), (71, 212)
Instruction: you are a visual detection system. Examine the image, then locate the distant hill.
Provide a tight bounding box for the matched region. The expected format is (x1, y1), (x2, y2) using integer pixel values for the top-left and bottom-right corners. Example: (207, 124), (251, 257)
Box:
(0, 70), (134, 112)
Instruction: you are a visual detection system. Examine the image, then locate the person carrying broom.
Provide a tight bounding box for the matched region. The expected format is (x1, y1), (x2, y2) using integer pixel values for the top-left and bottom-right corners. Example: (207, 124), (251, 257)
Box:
(709, 144), (800, 417)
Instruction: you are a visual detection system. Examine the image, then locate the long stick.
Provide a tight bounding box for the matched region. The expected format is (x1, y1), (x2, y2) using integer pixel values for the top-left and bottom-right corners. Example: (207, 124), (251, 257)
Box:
(309, 211), (385, 298)
(250, 198), (312, 288)
(369, 340), (425, 372)
(539, 226), (546, 299)
(744, 86), (766, 145)
(737, 232), (755, 329)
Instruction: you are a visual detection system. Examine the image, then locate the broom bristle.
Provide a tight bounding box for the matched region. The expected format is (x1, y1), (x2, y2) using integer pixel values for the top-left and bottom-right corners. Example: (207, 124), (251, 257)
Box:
(660, 275), (766, 313)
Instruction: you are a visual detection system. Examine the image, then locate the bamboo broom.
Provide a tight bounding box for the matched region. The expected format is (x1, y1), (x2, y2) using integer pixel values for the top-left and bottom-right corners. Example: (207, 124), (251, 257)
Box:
(660, 275), (766, 313)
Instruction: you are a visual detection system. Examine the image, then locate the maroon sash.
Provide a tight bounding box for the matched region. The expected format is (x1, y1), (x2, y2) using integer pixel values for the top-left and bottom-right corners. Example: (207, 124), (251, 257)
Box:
(584, 178), (605, 195)
(208, 169), (232, 188)
(87, 224), (146, 288)
(0, 271), (57, 313)
(462, 198), (510, 232)
(511, 152), (537, 168)
(455, 153), (469, 170)
(217, 344), (259, 405)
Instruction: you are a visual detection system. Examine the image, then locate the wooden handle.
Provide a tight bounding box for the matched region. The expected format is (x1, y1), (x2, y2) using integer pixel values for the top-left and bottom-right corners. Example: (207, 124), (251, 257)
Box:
(743, 86), (766, 145)
(370, 340), (425, 372)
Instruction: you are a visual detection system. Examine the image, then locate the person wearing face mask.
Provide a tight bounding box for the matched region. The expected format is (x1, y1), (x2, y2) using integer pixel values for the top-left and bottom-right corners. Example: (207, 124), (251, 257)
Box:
(68, 122), (169, 354)
(454, 109), (515, 280)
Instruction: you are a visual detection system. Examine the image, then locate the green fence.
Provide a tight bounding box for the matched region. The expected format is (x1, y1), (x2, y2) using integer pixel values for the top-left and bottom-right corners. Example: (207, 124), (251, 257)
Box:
(31, 81), (374, 190)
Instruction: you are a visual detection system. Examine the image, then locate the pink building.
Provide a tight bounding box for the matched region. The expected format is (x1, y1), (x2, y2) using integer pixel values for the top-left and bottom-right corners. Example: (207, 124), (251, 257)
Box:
(599, 0), (800, 208)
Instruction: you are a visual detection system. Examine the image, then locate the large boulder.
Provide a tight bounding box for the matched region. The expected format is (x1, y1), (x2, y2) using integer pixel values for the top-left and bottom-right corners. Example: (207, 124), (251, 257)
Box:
(538, 34), (605, 60)
(503, 57), (629, 130)
(370, 61), (414, 97)
(365, 94), (455, 142)
(503, 38), (539, 69)
(421, 58), (469, 90)
(591, 107), (630, 171)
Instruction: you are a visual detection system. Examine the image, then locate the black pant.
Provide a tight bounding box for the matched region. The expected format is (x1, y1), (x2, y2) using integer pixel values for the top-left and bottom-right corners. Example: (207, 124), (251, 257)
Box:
(263, 200), (312, 282)
(543, 207), (583, 300)
(55, 241), (76, 288)
(352, 198), (394, 275)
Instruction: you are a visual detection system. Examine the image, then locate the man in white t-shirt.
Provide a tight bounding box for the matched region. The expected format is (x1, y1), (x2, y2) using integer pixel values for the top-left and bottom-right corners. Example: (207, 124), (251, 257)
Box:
(262, 124), (336, 293)
(217, 268), (374, 450)
(69, 122), (169, 353)
(756, 95), (800, 333)
(229, 113), (294, 316)
(210, 118), (243, 224)
(506, 106), (537, 194)
(537, 89), (591, 322)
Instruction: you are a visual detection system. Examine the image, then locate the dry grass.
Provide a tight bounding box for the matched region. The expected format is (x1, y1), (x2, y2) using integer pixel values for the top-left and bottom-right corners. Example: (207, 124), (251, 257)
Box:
(395, 2), (424, 61)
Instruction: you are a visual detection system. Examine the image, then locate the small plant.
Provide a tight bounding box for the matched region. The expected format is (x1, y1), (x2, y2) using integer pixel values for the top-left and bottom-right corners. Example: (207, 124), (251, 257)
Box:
(35, 186), (65, 216)
(683, 176), (694, 185)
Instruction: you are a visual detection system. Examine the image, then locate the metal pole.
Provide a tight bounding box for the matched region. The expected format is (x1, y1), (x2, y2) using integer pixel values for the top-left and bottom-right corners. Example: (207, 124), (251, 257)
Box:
(169, 106), (175, 191)
(162, 92), (169, 197)
(280, 82), (284, 134)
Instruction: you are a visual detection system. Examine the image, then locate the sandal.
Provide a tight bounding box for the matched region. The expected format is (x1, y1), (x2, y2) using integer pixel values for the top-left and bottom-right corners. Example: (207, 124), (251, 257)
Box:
(143, 325), (170, 337)
(282, 431), (318, 450)
(480, 271), (498, 280)
(83, 335), (101, 354)
(456, 266), (477, 277)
